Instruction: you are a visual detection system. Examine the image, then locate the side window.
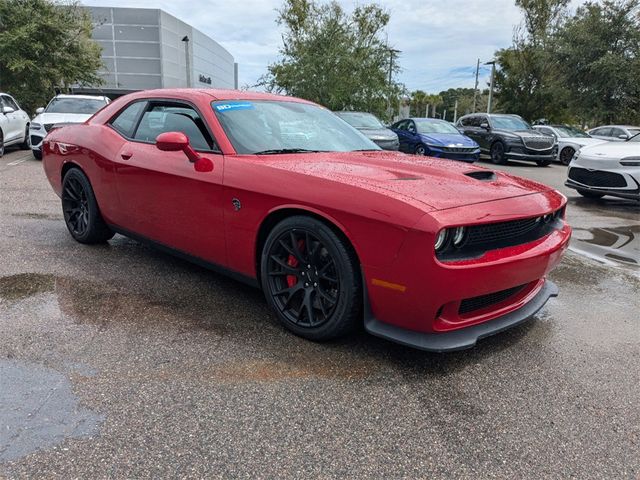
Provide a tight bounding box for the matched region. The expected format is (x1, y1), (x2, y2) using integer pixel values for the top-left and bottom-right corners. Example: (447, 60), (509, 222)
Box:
(593, 127), (611, 137)
(538, 127), (554, 137)
(111, 102), (145, 137)
(133, 103), (215, 151)
(3, 96), (19, 110)
(396, 120), (408, 131)
(467, 116), (480, 127)
(610, 127), (625, 138)
(407, 121), (417, 133)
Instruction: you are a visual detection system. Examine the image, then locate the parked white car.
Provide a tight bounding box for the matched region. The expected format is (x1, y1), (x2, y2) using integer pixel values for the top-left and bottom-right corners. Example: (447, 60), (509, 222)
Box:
(0, 93), (31, 157)
(30, 94), (110, 159)
(533, 124), (607, 165)
(566, 133), (640, 201)
(587, 125), (640, 142)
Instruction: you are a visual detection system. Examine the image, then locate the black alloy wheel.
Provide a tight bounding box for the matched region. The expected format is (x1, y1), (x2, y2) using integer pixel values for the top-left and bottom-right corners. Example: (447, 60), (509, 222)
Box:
(415, 144), (427, 156)
(490, 141), (507, 164)
(20, 125), (31, 150)
(0, 131), (4, 158)
(61, 168), (114, 244)
(560, 147), (575, 166)
(261, 216), (361, 341)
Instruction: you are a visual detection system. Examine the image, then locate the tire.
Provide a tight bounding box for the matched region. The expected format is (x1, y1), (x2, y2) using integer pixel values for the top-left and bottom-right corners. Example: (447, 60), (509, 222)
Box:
(559, 147), (575, 166)
(536, 159), (552, 167)
(20, 125), (30, 150)
(0, 131), (4, 158)
(61, 168), (114, 244)
(577, 188), (604, 199)
(33, 149), (42, 160)
(414, 144), (427, 156)
(490, 141), (507, 164)
(260, 215), (362, 341)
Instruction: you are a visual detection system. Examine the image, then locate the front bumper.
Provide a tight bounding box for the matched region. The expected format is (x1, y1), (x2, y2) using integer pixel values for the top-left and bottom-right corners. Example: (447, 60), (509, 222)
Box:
(365, 279), (558, 352)
(373, 138), (400, 151)
(429, 148), (480, 163)
(565, 178), (640, 200)
(30, 130), (45, 150)
(505, 149), (555, 162)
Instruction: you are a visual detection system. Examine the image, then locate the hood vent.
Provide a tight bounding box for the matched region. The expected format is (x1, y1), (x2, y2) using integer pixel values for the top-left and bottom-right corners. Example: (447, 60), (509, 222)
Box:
(464, 170), (497, 182)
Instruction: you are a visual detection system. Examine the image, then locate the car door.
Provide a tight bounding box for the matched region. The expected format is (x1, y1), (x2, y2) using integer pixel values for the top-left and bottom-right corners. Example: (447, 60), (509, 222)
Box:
(110, 99), (227, 267)
(393, 120), (412, 153)
(0, 95), (24, 142)
(462, 116), (486, 151)
(590, 127), (612, 141)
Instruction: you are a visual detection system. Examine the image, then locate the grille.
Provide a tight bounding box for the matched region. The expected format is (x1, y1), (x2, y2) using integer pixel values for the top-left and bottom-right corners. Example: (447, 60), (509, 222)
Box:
(568, 167), (627, 188)
(44, 124), (55, 132)
(465, 217), (541, 247)
(459, 284), (526, 315)
(442, 146), (477, 153)
(522, 136), (554, 150)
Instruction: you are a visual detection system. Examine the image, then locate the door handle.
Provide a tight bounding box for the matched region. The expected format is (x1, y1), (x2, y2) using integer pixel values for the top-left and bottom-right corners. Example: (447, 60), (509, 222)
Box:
(120, 152), (133, 160)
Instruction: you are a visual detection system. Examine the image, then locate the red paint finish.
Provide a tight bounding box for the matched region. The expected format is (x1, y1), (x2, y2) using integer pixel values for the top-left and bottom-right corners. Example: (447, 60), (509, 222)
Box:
(42, 88), (571, 337)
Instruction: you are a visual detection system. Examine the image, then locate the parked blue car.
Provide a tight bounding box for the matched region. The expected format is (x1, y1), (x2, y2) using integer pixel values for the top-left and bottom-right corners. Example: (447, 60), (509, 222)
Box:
(391, 118), (480, 163)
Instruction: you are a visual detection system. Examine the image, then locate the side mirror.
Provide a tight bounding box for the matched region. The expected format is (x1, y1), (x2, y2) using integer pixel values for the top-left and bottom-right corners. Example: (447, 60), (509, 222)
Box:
(618, 134), (629, 140)
(2, 106), (14, 114)
(36, 107), (45, 114)
(480, 122), (490, 130)
(155, 131), (213, 172)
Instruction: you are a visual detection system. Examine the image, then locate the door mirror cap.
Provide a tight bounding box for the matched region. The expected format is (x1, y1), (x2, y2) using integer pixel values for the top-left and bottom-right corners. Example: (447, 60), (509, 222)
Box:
(2, 106), (14, 114)
(35, 107), (45, 114)
(480, 122), (490, 130)
(155, 131), (213, 172)
(618, 134), (629, 140)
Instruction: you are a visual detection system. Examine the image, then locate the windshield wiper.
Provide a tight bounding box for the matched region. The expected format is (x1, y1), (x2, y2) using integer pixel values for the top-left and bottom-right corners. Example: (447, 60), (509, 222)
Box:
(253, 148), (324, 155)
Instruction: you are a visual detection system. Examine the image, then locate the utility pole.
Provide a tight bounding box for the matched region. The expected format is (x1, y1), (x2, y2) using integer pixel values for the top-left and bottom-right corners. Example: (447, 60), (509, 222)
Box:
(426, 104), (430, 118)
(472, 58), (480, 113)
(453, 100), (458, 123)
(386, 48), (400, 118)
(485, 60), (496, 114)
(182, 36), (191, 87)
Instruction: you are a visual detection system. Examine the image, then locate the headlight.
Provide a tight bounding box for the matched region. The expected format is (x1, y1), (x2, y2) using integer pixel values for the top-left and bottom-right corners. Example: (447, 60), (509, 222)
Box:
(31, 123), (43, 130)
(434, 230), (448, 251)
(452, 227), (466, 247)
(621, 156), (640, 166)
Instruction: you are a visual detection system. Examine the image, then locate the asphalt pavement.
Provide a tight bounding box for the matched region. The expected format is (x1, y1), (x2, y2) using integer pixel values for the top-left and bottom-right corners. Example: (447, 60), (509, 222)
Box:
(1, 148), (638, 478)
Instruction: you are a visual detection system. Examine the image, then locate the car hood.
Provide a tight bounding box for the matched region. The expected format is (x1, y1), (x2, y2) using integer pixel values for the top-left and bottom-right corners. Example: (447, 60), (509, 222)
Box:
(33, 112), (93, 125)
(418, 132), (478, 147)
(578, 141), (640, 159)
(356, 127), (398, 141)
(258, 151), (551, 212)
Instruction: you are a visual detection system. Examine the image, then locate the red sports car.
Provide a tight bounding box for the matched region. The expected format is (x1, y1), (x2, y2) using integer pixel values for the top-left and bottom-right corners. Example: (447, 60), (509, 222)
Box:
(42, 89), (571, 351)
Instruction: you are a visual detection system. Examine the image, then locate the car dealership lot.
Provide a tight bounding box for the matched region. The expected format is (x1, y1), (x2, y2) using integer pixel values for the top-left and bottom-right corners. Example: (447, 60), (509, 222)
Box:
(1, 150), (638, 478)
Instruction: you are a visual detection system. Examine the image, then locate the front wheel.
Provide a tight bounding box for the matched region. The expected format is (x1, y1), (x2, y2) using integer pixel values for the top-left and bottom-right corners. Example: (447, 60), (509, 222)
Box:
(0, 132), (4, 158)
(260, 216), (361, 341)
(559, 147), (575, 166)
(414, 144), (427, 156)
(20, 126), (30, 150)
(61, 168), (114, 244)
(490, 141), (507, 164)
(577, 189), (604, 199)
(536, 159), (552, 167)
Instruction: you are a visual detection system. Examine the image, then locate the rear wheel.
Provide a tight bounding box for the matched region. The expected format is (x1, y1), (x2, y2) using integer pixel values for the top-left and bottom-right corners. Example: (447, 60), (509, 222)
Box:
(490, 141), (507, 164)
(260, 216), (361, 341)
(61, 168), (114, 244)
(577, 188), (604, 199)
(559, 146), (575, 166)
(536, 158), (552, 167)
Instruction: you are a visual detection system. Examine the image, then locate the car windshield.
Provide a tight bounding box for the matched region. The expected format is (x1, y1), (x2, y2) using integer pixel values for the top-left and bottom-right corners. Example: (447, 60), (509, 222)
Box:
(414, 120), (460, 134)
(335, 112), (384, 129)
(46, 98), (107, 114)
(212, 100), (380, 154)
(554, 126), (590, 138)
(628, 133), (640, 142)
(491, 116), (531, 131)
(628, 128), (640, 137)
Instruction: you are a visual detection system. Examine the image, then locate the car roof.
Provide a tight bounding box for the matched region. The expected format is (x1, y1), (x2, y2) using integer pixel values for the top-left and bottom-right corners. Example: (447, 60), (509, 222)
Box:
(589, 125), (640, 129)
(53, 94), (109, 101)
(124, 88), (315, 105)
(410, 117), (446, 122)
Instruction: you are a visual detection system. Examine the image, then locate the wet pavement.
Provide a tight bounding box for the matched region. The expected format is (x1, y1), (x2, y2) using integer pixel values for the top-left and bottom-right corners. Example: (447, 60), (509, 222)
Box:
(0, 149), (639, 478)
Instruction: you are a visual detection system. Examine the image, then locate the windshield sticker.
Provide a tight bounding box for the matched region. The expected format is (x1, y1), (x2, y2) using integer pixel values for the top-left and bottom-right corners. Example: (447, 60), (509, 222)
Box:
(214, 102), (255, 112)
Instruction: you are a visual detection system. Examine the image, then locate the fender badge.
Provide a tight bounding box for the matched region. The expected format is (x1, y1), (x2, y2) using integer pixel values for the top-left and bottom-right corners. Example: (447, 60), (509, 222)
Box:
(232, 198), (242, 211)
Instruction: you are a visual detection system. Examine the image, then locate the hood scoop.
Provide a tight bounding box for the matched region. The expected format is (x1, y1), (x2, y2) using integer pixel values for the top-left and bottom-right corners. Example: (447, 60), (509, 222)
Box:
(464, 170), (497, 182)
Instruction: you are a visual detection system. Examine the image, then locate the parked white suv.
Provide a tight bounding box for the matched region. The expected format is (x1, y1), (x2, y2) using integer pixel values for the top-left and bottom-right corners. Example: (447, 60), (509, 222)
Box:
(30, 94), (110, 159)
(0, 93), (31, 157)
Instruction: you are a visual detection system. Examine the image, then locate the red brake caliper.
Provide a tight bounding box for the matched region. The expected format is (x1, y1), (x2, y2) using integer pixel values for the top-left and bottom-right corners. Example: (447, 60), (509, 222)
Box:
(286, 239), (305, 287)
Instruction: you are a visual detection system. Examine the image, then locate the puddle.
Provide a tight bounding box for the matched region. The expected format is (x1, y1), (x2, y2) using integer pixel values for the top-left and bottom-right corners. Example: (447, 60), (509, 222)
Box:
(0, 274), (56, 302)
(570, 225), (640, 270)
(0, 359), (103, 463)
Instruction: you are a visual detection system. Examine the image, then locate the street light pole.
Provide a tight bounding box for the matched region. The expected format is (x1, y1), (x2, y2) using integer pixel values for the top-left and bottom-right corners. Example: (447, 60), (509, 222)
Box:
(472, 58), (480, 113)
(386, 48), (400, 119)
(485, 60), (496, 114)
(182, 36), (191, 88)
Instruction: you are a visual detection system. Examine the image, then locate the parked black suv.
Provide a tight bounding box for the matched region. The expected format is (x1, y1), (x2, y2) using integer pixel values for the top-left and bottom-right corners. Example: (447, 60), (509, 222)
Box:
(456, 113), (556, 166)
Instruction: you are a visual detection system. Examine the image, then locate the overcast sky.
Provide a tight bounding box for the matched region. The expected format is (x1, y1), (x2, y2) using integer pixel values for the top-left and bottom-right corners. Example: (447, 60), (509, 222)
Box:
(82, 0), (580, 94)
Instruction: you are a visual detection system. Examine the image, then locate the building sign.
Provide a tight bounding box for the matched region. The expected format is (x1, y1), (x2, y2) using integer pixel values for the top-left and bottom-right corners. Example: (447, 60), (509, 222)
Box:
(199, 74), (212, 85)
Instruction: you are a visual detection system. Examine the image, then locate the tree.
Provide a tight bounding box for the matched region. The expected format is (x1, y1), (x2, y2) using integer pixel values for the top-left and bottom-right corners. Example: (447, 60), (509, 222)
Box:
(259, 0), (402, 120)
(556, 0), (640, 125)
(0, 0), (103, 114)
(493, 0), (571, 122)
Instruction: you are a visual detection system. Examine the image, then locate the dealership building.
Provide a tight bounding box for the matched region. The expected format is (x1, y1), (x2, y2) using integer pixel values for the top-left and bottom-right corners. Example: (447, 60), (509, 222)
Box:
(81, 7), (237, 96)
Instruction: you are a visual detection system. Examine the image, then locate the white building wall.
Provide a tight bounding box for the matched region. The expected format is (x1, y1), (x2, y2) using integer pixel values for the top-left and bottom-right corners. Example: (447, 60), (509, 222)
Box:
(191, 29), (235, 89)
